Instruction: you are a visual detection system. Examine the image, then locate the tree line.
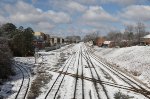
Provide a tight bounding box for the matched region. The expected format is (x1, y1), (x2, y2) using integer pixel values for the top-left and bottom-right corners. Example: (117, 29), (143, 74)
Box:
(83, 22), (149, 47)
(106, 22), (149, 47)
(0, 23), (34, 80)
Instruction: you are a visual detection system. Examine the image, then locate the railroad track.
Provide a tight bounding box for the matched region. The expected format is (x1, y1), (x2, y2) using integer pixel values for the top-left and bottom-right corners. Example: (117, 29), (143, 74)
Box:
(73, 49), (81, 99)
(81, 48), (85, 99)
(82, 47), (101, 99)
(14, 63), (31, 99)
(86, 51), (110, 99)
(82, 46), (109, 99)
(86, 45), (150, 98)
(42, 43), (150, 99)
(44, 51), (77, 99)
(45, 45), (86, 99)
(73, 47), (85, 99)
(55, 71), (135, 91)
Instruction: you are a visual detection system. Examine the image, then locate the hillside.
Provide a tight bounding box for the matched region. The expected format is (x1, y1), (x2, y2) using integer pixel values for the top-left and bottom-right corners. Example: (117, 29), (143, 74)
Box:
(94, 46), (150, 86)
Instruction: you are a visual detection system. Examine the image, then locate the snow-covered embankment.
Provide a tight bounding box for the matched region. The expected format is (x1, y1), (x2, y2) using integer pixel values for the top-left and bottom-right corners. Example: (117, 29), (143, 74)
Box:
(94, 46), (150, 86)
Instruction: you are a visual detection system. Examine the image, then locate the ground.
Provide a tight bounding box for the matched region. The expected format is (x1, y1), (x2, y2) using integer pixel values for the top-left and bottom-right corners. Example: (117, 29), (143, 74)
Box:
(94, 46), (150, 87)
(0, 43), (150, 99)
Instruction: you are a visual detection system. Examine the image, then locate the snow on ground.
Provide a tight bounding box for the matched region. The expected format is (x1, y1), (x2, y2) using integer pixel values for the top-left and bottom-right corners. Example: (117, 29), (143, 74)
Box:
(1, 44), (149, 99)
(37, 44), (149, 99)
(36, 44), (76, 99)
(94, 46), (150, 86)
(0, 57), (35, 99)
(0, 44), (74, 99)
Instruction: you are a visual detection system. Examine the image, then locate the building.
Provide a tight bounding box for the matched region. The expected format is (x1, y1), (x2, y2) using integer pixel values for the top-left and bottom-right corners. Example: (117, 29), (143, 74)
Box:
(140, 34), (150, 45)
(45, 34), (50, 47)
(33, 32), (46, 49)
(50, 36), (64, 46)
(103, 41), (115, 48)
(33, 32), (65, 49)
(96, 37), (105, 47)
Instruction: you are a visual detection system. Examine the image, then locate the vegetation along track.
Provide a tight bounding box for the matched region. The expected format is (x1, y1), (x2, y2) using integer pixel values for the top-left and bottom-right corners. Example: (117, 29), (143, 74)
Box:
(87, 46), (150, 98)
(14, 63), (31, 99)
(44, 51), (77, 99)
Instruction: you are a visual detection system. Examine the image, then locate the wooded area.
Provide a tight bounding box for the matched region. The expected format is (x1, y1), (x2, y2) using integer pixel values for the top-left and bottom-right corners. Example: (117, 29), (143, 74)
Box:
(0, 23), (34, 80)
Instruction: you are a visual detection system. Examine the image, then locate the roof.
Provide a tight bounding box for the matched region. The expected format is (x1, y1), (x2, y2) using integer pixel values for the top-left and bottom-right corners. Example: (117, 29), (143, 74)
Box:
(103, 41), (112, 44)
(34, 32), (45, 36)
(143, 34), (150, 38)
(50, 36), (63, 39)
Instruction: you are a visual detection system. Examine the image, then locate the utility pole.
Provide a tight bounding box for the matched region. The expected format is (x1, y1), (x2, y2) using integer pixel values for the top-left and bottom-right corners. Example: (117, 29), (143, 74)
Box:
(34, 48), (39, 64)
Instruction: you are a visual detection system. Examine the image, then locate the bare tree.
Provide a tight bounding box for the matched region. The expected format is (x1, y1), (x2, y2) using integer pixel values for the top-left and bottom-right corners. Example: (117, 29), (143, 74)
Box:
(124, 24), (134, 40)
(66, 35), (81, 43)
(83, 32), (99, 44)
(125, 24), (134, 33)
(135, 22), (146, 43)
(107, 31), (123, 42)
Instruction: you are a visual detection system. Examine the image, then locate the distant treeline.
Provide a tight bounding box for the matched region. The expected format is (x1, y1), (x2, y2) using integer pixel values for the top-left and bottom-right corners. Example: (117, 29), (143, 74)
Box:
(83, 22), (149, 47)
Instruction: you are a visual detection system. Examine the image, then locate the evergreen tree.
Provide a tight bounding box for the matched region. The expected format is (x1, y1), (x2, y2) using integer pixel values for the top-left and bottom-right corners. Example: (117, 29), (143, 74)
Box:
(22, 27), (34, 56)
(12, 27), (34, 56)
(0, 37), (13, 80)
(0, 23), (17, 38)
(0, 23), (34, 56)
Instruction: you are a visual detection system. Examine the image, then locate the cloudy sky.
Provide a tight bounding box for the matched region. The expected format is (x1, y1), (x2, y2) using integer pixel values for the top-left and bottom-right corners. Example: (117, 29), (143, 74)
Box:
(0, 0), (150, 37)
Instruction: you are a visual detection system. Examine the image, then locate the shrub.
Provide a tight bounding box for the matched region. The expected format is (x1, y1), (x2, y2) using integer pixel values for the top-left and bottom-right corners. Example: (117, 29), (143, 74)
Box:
(27, 72), (52, 99)
(130, 71), (141, 76)
(114, 91), (132, 99)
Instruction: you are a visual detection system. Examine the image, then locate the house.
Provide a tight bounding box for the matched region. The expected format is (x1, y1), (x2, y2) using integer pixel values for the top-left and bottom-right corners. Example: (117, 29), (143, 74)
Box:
(33, 32), (46, 49)
(50, 36), (64, 46)
(103, 41), (115, 48)
(33, 32), (65, 50)
(140, 34), (150, 45)
(96, 37), (105, 47)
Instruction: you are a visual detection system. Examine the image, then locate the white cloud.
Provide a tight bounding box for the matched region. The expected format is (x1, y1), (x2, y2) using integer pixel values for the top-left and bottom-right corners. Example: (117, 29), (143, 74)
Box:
(2, 1), (71, 24)
(4, 1), (37, 15)
(49, 0), (87, 13)
(32, 0), (37, 3)
(1, 0), (149, 36)
(82, 6), (117, 22)
(83, 21), (117, 33)
(48, 0), (147, 7)
(101, 0), (136, 5)
(0, 1), (71, 33)
(120, 5), (150, 22)
(46, 11), (71, 23)
(100, 0), (147, 5)
(0, 16), (6, 24)
(35, 22), (55, 32)
(37, 22), (53, 28)
(76, 0), (97, 5)
(66, 1), (87, 12)
(78, 6), (119, 34)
